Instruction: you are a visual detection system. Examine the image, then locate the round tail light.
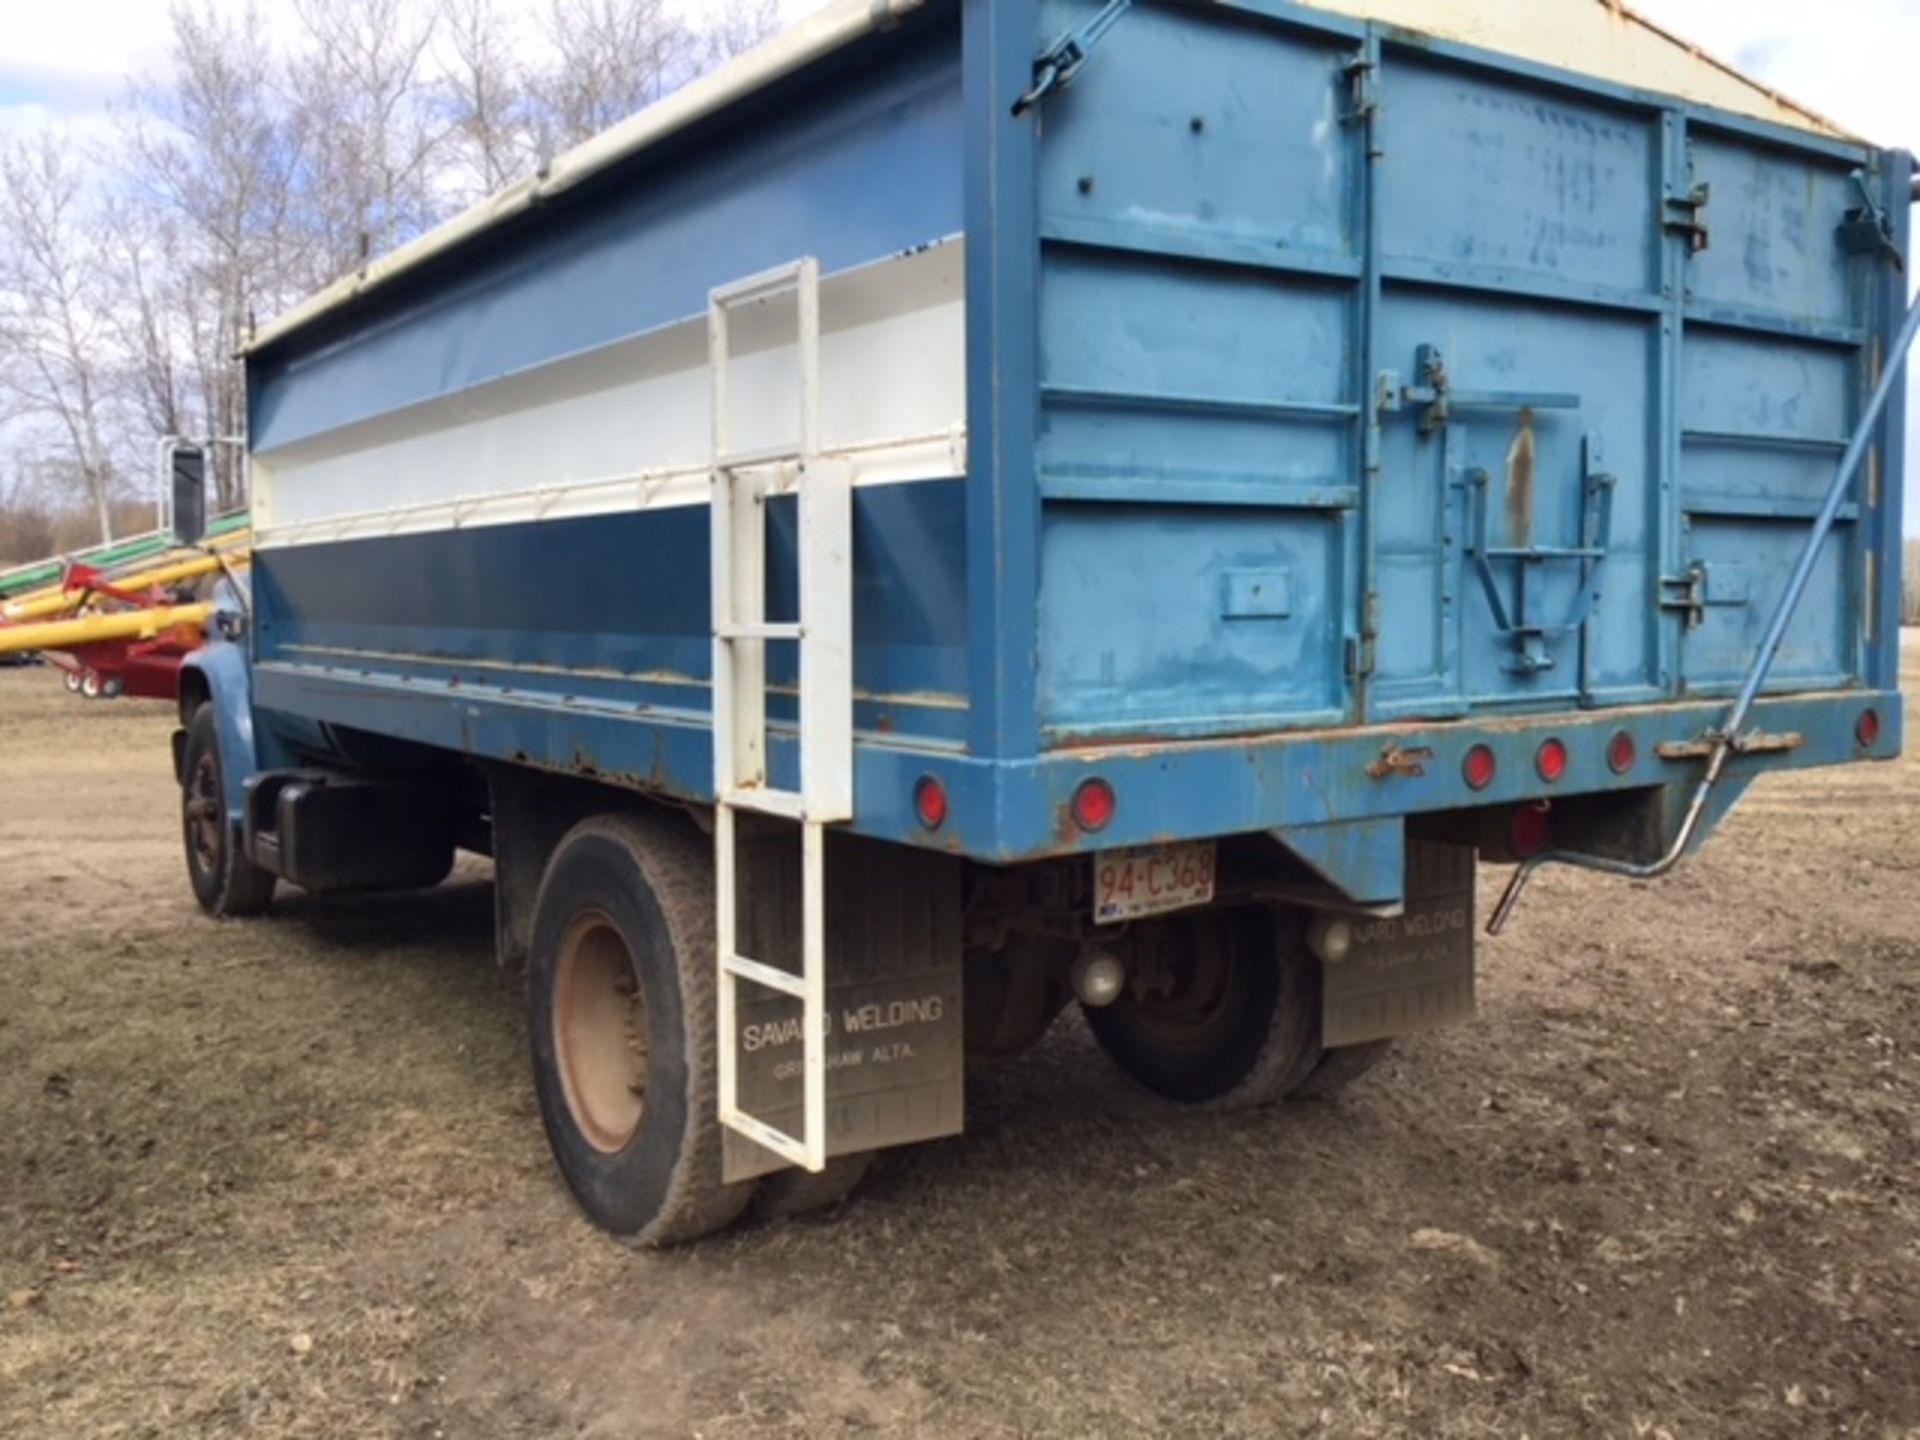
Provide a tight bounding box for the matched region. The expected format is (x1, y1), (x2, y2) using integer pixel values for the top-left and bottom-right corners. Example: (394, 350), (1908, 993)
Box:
(1071, 778), (1116, 833)
(1857, 709), (1882, 748)
(1607, 730), (1637, 775)
(1535, 738), (1569, 783)
(913, 775), (948, 830)
(1463, 745), (1497, 791)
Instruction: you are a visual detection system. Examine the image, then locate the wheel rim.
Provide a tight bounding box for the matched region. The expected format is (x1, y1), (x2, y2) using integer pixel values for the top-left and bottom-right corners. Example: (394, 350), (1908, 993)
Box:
(185, 753), (223, 878)
(553, 912), (649, 1154)
(1114, 914), (1244, 1057)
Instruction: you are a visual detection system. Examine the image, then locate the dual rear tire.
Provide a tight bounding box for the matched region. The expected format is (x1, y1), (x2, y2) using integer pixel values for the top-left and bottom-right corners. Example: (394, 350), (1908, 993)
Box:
(531, 832), (1383, 1243)
(1082, 906), (1392, 1108)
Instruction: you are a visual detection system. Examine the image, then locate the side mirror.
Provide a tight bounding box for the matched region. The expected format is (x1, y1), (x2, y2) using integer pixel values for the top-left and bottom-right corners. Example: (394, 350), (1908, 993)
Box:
(168, 441), (207, 545)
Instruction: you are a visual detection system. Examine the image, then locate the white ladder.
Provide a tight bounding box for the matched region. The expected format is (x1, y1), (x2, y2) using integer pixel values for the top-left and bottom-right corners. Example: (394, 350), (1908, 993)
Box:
(709, 258), (853, 1173)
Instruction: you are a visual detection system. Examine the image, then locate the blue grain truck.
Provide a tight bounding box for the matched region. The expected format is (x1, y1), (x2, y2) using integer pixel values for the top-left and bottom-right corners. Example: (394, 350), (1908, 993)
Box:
(173, 0), (1915, 1243)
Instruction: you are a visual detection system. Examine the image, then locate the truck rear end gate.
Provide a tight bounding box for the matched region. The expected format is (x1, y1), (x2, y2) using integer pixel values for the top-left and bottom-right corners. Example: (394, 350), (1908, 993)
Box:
(171, 0), (1911, 1241)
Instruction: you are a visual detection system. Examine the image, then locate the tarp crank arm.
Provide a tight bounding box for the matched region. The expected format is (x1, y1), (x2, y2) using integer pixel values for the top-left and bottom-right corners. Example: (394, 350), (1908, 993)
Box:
(1489, 286), (1920, 936)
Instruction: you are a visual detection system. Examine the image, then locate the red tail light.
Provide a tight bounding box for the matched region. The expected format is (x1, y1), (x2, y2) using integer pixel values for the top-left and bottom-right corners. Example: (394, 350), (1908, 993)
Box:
(1857, 709), (1882, 748)
(913, 775), (948, 830)
(1071, 778), (1116, 833)
(1535, 738), (1569, 783)
(1607, 730), (1636, 775)
(1463, 745), (1497, 791)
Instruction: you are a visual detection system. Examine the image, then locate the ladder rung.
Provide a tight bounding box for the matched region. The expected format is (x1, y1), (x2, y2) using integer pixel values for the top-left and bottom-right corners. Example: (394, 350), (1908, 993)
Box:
(712, 262), (809, 307)
(717, 621), (804, 642)
(723, 953), (807, 998)
(723, 1109), (816, 1171)
(716, 443), (806, 471)
(722, 787), (806, 820)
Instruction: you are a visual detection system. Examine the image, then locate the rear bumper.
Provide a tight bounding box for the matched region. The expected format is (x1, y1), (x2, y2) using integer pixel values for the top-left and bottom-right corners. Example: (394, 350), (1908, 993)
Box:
(897, 689), (1901, 863)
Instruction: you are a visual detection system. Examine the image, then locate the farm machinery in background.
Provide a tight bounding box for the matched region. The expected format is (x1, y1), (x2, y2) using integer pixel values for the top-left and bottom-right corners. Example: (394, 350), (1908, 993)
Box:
(0, 443), (250, 701)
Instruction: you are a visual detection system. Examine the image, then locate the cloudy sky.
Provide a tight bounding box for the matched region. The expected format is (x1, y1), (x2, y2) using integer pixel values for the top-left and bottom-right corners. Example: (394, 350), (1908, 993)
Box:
(0, 1), (828, 136)
(3, 1), (1916, 149)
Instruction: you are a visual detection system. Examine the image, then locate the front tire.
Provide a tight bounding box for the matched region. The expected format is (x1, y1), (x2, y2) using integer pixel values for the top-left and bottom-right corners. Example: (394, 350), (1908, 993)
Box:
(181, 704), (275, 917)
(527, 812), (756, 1246)
(1084, 908), (1321, 1107)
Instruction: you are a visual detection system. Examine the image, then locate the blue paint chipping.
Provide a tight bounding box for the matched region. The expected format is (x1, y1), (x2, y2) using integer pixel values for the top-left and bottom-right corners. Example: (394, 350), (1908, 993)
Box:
(242, 0), (1910, 878)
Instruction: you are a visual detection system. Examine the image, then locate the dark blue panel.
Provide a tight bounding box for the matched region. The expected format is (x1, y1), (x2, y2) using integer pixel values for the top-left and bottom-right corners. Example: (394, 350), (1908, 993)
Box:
(252, 481), (969, 743)
(963, 0), (1045, 760)
(250, 37), (964, 452)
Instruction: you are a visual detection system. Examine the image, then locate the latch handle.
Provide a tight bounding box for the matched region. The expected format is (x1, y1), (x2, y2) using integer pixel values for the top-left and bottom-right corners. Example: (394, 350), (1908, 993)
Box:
(1663, 182), (1711, 253)
(1394, 344), (1579, 434)
(1014, 0), (1135, 116)
(1838, 169), (1905, 273)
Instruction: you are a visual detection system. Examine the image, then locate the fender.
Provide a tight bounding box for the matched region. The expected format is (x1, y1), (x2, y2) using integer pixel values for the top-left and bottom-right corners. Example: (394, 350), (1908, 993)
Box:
(173, 581), (257, 827)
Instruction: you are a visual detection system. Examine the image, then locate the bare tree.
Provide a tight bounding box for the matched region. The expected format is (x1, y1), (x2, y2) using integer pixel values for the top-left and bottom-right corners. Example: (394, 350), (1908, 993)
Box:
(440, 0), (535, 200)
(288, 0), (447, 282)
(0, 133), (125, 544)
(0, 0), (790, 540)
(696, 0), (781, 70)
(533, 0), (697, 147)
(116, 1), (304, 511)
(0, 458), (59, 566)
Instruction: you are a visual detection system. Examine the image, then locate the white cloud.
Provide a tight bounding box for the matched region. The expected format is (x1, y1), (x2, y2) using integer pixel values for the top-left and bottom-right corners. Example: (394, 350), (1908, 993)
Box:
(1629, 0), (1919, 152)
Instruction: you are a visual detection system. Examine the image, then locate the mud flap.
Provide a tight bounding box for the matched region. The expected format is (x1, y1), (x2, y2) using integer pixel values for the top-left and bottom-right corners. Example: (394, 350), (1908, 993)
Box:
(722, 830), (964, 1183)
(1321, 840), (1475, 1047)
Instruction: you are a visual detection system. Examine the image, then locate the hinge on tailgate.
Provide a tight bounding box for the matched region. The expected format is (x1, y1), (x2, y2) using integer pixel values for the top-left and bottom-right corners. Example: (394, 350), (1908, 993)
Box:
(1662, 182), (1711, 253)
(1342, 56), (1379, 123)
(1838, 169), (1905, 272)
(1345, 592), (1379, 682)
(1013, 0), (1134, 116)
(1659, 562), (1749, 629)
(1345, 634), (1376, 682)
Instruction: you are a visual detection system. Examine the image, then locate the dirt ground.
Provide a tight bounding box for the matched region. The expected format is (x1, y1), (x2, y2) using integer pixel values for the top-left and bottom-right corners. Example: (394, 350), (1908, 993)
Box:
(1, 656), (1917, 1440)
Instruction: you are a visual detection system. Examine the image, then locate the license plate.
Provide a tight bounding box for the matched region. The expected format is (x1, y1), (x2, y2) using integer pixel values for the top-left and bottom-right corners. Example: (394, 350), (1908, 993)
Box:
(1093, 842), (1217, 924)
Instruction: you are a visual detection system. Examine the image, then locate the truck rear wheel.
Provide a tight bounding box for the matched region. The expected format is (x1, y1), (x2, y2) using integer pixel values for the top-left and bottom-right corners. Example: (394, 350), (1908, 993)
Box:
(527, 812), (756, 1246)
(1084, 908), (1320, 1107)
(181, 704), (276, 917)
